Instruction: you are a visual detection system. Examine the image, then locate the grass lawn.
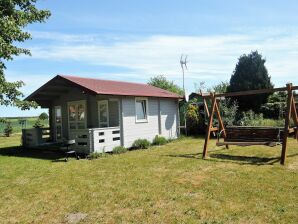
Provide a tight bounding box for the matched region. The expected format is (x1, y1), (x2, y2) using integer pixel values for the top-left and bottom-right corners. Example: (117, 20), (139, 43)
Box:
(0, 135), (297, 223)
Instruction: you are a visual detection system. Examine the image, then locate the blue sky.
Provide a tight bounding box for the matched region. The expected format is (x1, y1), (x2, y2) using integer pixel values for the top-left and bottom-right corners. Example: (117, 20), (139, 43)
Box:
(2, 0), (298, 117)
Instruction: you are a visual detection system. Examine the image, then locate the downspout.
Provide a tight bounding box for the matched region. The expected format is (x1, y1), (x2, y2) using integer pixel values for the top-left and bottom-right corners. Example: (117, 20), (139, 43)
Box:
(158, 99), (162, 135)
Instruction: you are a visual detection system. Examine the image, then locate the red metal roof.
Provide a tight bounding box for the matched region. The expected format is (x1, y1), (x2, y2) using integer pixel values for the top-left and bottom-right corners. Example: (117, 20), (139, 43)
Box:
(60, 75), (182, 98)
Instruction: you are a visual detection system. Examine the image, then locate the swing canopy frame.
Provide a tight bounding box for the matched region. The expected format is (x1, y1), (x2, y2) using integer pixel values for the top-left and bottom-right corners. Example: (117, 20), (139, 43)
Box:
(199, 83), (298, 165)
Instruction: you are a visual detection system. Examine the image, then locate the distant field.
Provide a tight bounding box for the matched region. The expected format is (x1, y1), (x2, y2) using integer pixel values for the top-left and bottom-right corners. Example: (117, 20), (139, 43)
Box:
(0, 117), (48, 134)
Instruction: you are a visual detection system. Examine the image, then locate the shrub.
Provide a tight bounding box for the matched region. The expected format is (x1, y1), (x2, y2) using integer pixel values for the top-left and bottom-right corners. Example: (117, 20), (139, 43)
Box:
(132, 139), (150, 149)
(260, 91), (287, 119)
(185, 104), (204, 135)
(218, 98), (238, 126)
(88, 150), (109, 159)
(238, 110), (286, 127)
(152, 135), (167, 145)
(88, 152), (102, 160)
(33, 119), (44, 128)
(4, 122), (13, 137)
(113, 146), (127, 154)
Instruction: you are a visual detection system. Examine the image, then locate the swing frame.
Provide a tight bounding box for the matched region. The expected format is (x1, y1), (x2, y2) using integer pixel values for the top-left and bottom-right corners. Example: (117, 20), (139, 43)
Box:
(200, 83), (298, 165)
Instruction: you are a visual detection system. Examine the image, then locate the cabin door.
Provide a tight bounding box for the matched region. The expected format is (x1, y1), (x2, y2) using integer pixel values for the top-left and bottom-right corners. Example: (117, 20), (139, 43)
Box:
(54, 106), (63, 141)
(98, 100), (109, 128)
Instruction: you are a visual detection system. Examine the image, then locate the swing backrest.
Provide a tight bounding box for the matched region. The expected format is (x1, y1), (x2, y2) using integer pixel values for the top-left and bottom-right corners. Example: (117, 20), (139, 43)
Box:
(225, 126), (282, 143)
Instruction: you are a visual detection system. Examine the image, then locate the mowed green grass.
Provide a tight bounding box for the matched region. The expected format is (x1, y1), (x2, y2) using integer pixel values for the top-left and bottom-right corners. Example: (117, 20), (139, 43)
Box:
(0, 135), (297, 223)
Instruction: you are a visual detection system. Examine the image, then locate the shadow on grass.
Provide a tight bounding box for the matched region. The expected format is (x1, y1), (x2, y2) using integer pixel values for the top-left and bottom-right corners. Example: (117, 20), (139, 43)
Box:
(166, 150), (298, 166)
(209, 154), (281, 165)
(0, 146), (66, 161)
(167, 152), (203, 159)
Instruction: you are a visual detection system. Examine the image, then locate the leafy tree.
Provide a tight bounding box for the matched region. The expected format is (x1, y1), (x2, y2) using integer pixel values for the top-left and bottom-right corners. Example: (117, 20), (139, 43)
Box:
(208, 81), (229, 94)
(0, 0), (51, 109)
(227, 51), (273, 112)
(148, 75), (184, 95)
(39, 112), (49, 120)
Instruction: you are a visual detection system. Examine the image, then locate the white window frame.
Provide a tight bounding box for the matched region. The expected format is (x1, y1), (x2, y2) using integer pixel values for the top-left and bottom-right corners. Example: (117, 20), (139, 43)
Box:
(135, 97), (149, 123)
(54, 105), (63, 141)
(98, 100), (109, 128)
(67, 100), (87, 131)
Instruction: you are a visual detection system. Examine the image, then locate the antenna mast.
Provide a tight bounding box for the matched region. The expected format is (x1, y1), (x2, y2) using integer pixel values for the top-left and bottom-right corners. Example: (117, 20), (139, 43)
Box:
(180, 54), (188, 95)
(180, 54), (188, 136)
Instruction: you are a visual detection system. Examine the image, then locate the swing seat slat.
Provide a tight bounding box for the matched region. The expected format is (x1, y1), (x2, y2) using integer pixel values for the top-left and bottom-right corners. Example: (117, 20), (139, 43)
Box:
(217, 126), (283, 146)
(216, 141), (279, 147)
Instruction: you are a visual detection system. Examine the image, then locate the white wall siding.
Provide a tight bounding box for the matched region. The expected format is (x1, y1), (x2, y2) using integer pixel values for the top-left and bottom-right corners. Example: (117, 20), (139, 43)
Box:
(122, 97), (160, 147)
(160, 99), (178, 139)
(122, 97), (178, 148)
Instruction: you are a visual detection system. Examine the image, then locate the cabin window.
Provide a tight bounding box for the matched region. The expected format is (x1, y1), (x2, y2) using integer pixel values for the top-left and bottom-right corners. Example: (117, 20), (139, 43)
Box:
(54, 106), (62, 141)
(135, 97), (148, 122)
(68, 100), (86, 130)
(98, 99), (120, 128)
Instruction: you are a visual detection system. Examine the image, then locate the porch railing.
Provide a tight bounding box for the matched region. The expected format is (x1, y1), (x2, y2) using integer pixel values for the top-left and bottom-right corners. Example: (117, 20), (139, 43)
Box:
(90, 127), (121, 153)
(68, 126), (121, 153)
(22, 126), (121, 153)
(22, 127), (51, 147)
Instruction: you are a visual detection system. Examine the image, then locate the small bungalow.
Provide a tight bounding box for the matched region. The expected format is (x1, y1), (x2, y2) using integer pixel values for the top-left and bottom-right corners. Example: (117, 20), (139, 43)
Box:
(22, 75), (182, 153)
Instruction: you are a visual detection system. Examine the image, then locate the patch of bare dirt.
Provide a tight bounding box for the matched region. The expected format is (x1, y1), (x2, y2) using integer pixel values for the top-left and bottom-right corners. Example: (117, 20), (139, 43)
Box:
(66, 213), (87, 224)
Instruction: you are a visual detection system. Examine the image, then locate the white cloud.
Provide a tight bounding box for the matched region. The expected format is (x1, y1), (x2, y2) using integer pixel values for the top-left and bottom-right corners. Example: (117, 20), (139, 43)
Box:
(18, 30), (298, 92)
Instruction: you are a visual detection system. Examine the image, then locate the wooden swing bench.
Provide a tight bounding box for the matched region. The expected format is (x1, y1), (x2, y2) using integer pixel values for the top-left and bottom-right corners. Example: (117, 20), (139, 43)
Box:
(199, 83), (298, 165)
(216, 126), (296, 147)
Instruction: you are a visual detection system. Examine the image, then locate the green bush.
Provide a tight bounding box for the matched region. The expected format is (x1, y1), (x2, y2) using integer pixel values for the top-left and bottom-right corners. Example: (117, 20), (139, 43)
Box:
(218, 98), (238, 126)
(185, 104), (204, 135)
(113, 146), (127, 154)
(4, 122), (13, 137)
(88, 152), (104, 160)
(239, 110), (286, 127)
(33, 119), (44, 128)
(132, 139), (150, 149)
(152, 135), (167, 145)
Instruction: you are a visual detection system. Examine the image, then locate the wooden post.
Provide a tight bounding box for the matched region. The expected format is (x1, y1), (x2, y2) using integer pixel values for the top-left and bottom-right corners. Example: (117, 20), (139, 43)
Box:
(203, 98), (210, 118)
(281, 83), (293, 165)
(48, 107), (54, 142)
(291, 97), (298, 140)
(200, 90), (210, 118)
(203, 93), (216, 159)
(214, 101), (229, 149)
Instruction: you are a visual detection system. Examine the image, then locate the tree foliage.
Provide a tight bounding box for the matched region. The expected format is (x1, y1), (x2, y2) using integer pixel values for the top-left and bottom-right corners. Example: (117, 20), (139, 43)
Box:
(33, 118), (44, 128)
(39, 112), (49, 120)
(227, 51), (273, 112)
(260, 91), (287, 119)
(185, 104), (204, 135)
(148, 75), (184, 95)
(0, 0), (51, 109)
(208, 81), (229, 94)
(218, 98), (238, 126)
